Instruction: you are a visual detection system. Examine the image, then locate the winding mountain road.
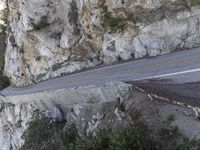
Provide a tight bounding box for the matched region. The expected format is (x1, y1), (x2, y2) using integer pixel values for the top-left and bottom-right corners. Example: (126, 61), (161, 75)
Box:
(1, 47), (200, 96)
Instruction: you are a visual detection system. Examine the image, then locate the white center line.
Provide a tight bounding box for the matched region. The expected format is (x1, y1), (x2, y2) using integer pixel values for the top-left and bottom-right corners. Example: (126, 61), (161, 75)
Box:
(133, 68), (200, 81)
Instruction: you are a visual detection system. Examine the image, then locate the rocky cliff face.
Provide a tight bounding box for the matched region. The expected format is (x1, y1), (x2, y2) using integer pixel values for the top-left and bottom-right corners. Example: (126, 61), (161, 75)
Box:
(0, 98), (37, 150)
(0, 82), (131, 150)
(4, 0), (200, 86)
(1, 82), (200, 150)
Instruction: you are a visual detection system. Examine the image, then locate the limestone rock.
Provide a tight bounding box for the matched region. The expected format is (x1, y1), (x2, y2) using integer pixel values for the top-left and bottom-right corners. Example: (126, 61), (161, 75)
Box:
(1, 82), (200, 149)
(51, 106), (64, 122)
(0, 97), (38, 150)
(4, 0), (200, 86)
(0, 81), (131, 150)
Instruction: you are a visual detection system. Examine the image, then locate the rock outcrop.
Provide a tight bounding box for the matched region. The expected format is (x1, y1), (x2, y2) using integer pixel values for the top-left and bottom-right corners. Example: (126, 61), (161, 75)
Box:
(0, 98), (38, 150)
(0, 0), (7, 74)
(0, 81), (131, 150)
(3, 0), (200, 86)
(1, 82), (200, 150)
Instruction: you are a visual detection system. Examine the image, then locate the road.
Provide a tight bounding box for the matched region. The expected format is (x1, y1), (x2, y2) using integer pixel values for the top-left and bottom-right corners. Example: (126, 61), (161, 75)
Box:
(134, 82), (200, 107)
(1, 47), (200, 96)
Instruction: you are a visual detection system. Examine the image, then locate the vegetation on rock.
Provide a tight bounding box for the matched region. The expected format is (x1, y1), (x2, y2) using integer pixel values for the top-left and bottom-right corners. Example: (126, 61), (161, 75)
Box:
(20, 116), (200, 150)
(100, 5), (125, 33)
(68, 0), (80, 35)
(21, 119), (159, 150)
(0, 76), (9, 90)
(20, 117), (58, 150)
(0, 1), (10, 90)
(175, 138), (200, 150)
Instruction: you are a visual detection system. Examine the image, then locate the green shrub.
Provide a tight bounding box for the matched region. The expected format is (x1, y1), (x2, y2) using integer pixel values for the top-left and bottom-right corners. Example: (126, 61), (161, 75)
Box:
(110, 127), (160, 150)
(167, 114), (175, 124)
(0, 76), (10, 90)
(79, 129), (112, 150)
(21, 118), (160, 150)
(34, 125), (160, 150)
(20, 117), (57, 150)
(59, 124), (79, 149)
(175, 138), (200, 150)
(100, 5), (125, 33)
(68, 0), (80, 35)
(0, 2), (10, 90)
(21, 118), (200, 150)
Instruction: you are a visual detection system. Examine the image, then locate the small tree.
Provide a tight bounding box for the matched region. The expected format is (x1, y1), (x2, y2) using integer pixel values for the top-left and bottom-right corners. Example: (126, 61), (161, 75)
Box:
(20, 117), (56, 150)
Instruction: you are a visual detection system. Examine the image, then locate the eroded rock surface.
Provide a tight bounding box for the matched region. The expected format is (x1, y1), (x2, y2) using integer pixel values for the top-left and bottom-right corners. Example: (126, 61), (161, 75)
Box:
(1, 82), (200, 150)
(0, 98), (38, 150)
(4, 0), (200, 86)
(0, 81), (131, 150)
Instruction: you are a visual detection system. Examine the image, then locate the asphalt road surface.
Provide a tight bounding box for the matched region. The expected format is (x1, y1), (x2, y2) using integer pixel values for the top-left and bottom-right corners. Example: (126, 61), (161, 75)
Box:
(134, 82), (200, 108)
(2, 47), (200, 96)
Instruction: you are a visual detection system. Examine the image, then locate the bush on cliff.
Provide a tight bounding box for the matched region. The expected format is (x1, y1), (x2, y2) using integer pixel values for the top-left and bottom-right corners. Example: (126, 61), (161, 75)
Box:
(20, 117), (200, 150)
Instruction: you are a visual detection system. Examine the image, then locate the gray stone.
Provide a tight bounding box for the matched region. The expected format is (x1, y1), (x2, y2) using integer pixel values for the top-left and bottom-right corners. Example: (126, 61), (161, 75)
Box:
(51, 106), (64, 122)
(3, 0), (200, 86)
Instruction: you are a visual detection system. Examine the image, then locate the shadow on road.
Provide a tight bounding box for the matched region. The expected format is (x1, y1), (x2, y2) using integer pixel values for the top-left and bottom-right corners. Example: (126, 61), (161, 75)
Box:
(130, 81), (200, 108)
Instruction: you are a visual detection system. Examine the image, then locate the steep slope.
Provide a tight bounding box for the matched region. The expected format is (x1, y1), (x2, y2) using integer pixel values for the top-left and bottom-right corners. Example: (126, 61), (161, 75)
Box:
(1, 82), (200, 150)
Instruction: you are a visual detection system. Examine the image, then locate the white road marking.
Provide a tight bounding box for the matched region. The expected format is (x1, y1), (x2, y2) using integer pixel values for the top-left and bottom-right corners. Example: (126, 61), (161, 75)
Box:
(2, 48), (200, 96)
(134, 68), (200, 81)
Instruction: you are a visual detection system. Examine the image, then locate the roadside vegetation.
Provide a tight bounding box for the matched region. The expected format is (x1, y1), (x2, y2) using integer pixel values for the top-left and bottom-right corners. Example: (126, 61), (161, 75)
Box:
(0, 76), (9, 90)
(20, 117), (159, 150)
(100, 5), (125, 33)
(0, 1), (10, 90)
(20, 117), (200, 150)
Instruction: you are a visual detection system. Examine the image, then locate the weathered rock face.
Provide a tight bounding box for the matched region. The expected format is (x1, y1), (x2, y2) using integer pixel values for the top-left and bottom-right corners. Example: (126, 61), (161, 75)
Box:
(1, 82), (200, 150)
(0, 81), (131, 150)
(0, 98), (38, 150)
(4, 0), (200, 86)
(0, 0), (7, 74)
